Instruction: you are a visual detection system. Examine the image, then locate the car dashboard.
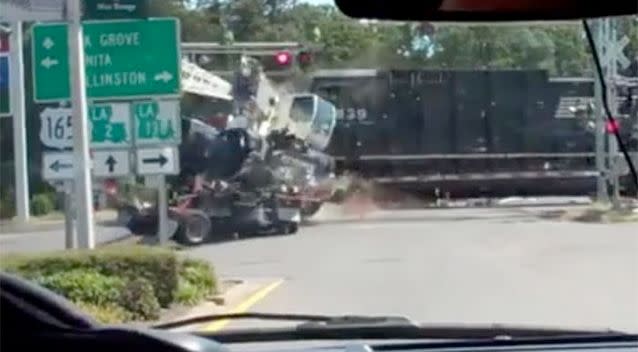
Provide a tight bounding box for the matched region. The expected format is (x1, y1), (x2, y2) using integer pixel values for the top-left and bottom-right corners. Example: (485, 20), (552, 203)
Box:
(223, 337), (638, 352)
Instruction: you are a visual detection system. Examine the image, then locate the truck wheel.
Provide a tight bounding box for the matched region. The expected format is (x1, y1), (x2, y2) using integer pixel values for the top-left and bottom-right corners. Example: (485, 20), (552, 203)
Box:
(117, 206), (139, 227)
(330, 189), (346, 203)
(279, 221), (299, 235)
(301, 202), (322, 218)
(176, 211), (211, 246)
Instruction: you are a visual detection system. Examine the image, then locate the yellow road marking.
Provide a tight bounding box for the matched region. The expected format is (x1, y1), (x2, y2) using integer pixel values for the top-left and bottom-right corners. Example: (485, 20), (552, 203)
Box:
(201, 279), (284, 332)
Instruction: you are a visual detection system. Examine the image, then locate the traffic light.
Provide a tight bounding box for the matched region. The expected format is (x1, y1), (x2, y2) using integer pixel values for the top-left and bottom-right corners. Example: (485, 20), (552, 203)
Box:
(260, 50), (314, 74)
(605, 119), (620, 134)
(274, 51), (293, 66)
(297, 50), (313, 70)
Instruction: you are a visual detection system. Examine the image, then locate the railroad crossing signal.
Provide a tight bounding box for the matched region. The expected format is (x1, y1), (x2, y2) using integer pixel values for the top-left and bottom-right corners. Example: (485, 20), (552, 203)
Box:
(609, 35), (631, 70)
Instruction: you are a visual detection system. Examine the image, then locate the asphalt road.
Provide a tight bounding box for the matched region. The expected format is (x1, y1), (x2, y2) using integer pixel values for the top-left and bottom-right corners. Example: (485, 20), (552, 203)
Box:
(0, 225), (131, 254)
(187, 204), (638, 333)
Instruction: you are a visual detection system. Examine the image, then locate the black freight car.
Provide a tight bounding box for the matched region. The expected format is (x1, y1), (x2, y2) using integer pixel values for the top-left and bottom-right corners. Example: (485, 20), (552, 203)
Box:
(310, 69), (636, 197)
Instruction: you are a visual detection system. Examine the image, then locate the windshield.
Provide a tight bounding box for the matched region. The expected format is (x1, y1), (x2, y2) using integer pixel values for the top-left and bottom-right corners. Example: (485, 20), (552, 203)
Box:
(0, 0), (637, 338)
(290, 96), (316, 123)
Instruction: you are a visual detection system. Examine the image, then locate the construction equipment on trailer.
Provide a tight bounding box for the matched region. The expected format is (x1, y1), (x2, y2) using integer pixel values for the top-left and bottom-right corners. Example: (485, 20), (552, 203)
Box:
(116, 56), (338, 245)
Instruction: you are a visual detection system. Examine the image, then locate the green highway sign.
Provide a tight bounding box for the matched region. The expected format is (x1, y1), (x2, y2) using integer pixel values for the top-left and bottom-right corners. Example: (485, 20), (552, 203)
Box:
(83, 0), (148, 20)
(133, 100), (181, 145)
(32, 18), (181, 102)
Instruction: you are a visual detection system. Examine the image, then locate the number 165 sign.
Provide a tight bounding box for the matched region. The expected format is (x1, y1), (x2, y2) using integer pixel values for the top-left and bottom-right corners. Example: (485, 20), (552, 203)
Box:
(39, 103), (132, 150)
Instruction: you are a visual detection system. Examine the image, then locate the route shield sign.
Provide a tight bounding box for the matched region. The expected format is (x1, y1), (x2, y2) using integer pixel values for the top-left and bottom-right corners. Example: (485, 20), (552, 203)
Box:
(133, 100), (181, 145)
(39, 107), (72, 149)
(40, 103), (131, 149)
(89, 103), (131, 148)
(31, 18), (180, 102)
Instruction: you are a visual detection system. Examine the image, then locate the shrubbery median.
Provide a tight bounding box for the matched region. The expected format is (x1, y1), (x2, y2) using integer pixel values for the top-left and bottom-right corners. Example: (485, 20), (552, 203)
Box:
(0, 246), (217, 324)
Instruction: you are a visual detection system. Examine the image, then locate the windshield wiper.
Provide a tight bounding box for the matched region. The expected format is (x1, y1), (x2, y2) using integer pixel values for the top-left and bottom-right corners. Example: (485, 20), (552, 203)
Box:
(153, 312), (626, 343)
(153, 312), (340, 329)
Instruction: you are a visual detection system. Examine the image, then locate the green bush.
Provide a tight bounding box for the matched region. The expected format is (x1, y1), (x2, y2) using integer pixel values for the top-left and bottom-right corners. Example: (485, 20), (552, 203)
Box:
(30, 193), (54, 216)
(74, 302), (131, 324)
(118, 278), (161, 321)
(0, 247), (218, 323)
(36, 269), (124, 307)
(174, 259), (216, 305)
(175, 279), (200, 306)
(180, 259), (216, 293)
(1, 246), (180, 307)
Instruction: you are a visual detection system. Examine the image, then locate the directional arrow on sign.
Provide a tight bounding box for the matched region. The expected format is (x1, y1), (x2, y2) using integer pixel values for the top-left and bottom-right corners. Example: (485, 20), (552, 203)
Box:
(105, 155), (117, 173)
(142, 154), (168, 167)
(41, 57), (59, 69)
(50, 159), (72, 172)
(154, 71), (173, 82)
(43, 152), (75, 180)
(42, 37), (55, 50)
(136, 147), (179, 175)
(92, 150), (130, 177)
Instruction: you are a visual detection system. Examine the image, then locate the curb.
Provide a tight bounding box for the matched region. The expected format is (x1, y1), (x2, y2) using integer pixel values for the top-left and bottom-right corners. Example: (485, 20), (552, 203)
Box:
(0, 211), (118, 234)
(162, 277), (284, 332)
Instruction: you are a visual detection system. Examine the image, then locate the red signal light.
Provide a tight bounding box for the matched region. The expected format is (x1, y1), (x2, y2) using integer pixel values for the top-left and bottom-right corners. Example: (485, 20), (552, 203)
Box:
(103, 179), (118, 196)
(275, 51), (293, 66)
(298, 51), (313, 66)
(605, 119), (620, 134)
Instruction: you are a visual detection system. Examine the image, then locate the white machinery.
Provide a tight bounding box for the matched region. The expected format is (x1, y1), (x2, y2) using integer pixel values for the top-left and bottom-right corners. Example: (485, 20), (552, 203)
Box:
(181, 58), (233, 101)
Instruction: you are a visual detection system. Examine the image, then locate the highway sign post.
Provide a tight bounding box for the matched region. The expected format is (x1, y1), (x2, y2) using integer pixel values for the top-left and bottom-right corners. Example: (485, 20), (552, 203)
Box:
(32, 18), (181, 102)
(136, 146), (179, 175)
(32, 12), (183, 248)
(133, 100), (181, 145)
(92, 150), (130, 177)
(8, 22), (30, 223)
(67, 0), (95, 249)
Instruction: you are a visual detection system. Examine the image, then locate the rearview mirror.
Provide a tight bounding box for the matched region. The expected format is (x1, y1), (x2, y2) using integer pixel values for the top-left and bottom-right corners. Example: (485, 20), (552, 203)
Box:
(334, 0), (637, 22)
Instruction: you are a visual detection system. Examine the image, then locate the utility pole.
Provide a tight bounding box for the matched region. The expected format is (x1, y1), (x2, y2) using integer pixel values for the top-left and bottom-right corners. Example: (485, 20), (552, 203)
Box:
(67, 0), (96, 249)
(593, 19), (608, 203)
(8, 21), (30, 223)
(607, 19), (621, 208)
